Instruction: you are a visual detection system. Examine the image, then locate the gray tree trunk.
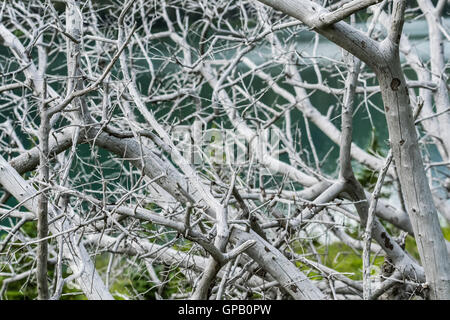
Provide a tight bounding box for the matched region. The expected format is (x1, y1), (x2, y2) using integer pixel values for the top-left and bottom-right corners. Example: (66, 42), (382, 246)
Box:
(256, 0), (450, 299)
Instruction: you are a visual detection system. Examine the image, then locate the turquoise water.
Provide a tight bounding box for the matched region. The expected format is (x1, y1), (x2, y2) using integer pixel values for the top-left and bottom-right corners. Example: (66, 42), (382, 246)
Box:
(0, 18), (447, 185)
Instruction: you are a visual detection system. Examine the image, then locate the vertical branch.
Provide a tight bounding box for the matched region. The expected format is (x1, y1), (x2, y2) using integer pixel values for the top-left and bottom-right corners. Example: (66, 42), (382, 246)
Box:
(65, 0), (82, 96)
(336, 23), (424, 291)
(258, 0), (449, 299)
(376, 0), (450, 299)
(388, 0), (406, 46)
(190, 174), (235, 300)
(416, 0), (450, 160)
(50, 235), (64, 300)
(339, 54), (362, 181)
(65, 0), (90, 124)
(37, 77), (49, 300)
(215, 261), (232, 300)
(362, 150), (392, 299)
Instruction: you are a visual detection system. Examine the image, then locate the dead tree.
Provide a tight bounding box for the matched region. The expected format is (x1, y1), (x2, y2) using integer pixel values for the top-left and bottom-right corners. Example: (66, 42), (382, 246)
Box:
(0, 0), (448, 300)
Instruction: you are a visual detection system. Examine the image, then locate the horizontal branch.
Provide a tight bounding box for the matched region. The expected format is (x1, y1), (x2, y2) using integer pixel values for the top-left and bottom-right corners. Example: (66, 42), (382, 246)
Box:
(314, 0), (382, 28)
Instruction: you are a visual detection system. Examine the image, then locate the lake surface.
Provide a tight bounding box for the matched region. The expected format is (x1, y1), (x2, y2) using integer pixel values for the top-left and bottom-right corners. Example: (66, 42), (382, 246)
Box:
(0, 18), (448, 179)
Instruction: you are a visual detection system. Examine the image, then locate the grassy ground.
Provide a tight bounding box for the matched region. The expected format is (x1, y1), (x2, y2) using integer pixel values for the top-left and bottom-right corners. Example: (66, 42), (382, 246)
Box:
(2, 226), (449, 299)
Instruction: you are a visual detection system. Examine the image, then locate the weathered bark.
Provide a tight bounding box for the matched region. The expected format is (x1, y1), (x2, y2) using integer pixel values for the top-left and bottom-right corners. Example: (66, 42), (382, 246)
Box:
(256, 0), (450, 299)
(374, 47), (450, 299)
(37, 78), (49, 300)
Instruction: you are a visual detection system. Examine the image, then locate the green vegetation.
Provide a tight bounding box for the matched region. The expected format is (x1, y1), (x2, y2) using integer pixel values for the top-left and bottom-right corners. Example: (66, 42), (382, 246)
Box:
(2, 226), (450, 299)
(293, 239), (384, 281)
